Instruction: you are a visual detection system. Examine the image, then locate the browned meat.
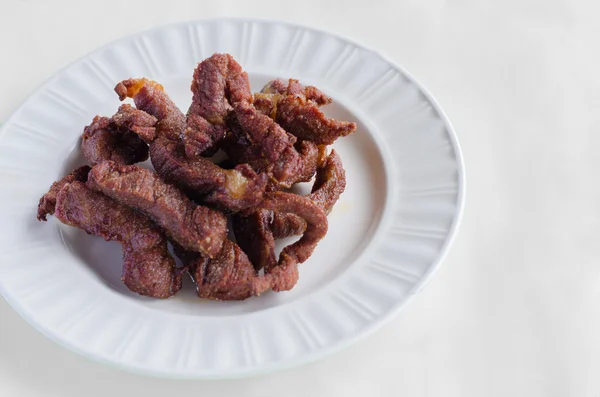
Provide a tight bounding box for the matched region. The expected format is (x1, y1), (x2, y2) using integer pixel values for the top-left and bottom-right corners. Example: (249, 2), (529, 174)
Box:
(189, 53), (252, 124)
(54, 182), (182, 298)
(309, 149), (346, 213)
(150, 136), (267, 212)
(37, 165), (91, 221)
(234, 150), (345, 267)
(259, 192), (328, 291)
(115, 78), (268, 212)
(177, 240), (271, 301)
(87, 161), (227, 258)
(183, 113), (226, 158)
(270, 210), (307, 240)
(232, 210), (277, 271)
(182, 54), (252, 156)
(271, 150), (346, 238)
(115, 78), (184, 141)
(81, 105), (154, 166)
(261, 78), (332, 106)
(276, 95), (356, 145)
(110, 103), (158, 143)
(257, 78), (356, 145)
(222, 122), (315, 191)
(252, 93), (279, 117)
(232, 101), (296, 163)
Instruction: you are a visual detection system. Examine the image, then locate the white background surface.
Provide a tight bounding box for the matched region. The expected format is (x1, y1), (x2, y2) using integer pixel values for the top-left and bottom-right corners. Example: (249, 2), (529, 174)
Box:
(0, 0), (598, 395)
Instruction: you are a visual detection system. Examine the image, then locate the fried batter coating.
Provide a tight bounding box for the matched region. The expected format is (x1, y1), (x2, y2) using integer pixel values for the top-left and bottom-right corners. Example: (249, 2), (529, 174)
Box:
(182, 54), (252, 157)
(37, 165), (91, 221)
(115, 78), (267, 212)
(54, 182), (182, 298)
(82, 104), (155, 166)
(176, 240), (271, 301)
(87, 161), (227, 258)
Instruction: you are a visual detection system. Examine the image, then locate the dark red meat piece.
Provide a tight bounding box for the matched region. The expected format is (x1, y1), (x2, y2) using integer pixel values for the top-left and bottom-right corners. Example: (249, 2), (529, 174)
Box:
(37, 165), (91, 221)
(176, 240), (271, 301)
(81, 104), (155, 166)
(54, 182), (182, 298)
(87, 161), (227, 258)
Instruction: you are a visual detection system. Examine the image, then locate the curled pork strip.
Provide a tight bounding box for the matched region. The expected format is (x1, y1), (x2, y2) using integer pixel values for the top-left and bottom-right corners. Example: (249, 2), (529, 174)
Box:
(87, 161), (227, 258)
(255, 78), (356, 145)
(220, 133), (319, 191)
(272, 149), (346, 238)
(81, 104), (155, 166)
(231, 101), (296, 163)
(174, 240), (271, 301)
(183, 53), (252, 157)
(37, 165), (91, 221)
(234, 150), (345, 271)
(260, 78), (332, 106)
(235, 192), (328, 291)
(114, 78), (267, 212)
(54, 182), (183, 298)
(260, 192), (328, 291)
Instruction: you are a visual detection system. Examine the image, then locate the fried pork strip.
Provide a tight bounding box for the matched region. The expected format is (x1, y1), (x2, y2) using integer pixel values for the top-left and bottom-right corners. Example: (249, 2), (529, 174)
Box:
(259, 192), (328, 291)
(175, 240), (271, 301)
(81, 104), (156, 166)
(260, 78), (332, 106)
(54, 182), (182, 298)
(234, 150), (345, 270)
(183, 53), (252, 157)
(271, 149), (346, 238)
(37, 165), (91, 221)
(180, 193), (328, 296)
(115, 78), (267, 212)
(256, 78), (357, 145)
(87, 161), (227, 258)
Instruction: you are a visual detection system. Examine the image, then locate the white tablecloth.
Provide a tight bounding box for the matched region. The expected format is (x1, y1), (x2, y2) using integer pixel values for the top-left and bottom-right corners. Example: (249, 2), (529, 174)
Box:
(1, 1), (597, 395)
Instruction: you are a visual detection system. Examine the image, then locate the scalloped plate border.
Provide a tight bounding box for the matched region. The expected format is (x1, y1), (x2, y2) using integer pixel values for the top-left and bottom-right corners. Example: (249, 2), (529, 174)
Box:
(0, 18), (465, 379)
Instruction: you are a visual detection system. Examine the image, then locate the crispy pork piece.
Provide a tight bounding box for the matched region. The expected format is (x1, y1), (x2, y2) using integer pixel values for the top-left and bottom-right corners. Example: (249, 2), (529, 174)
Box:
(115, 78), (267, 212)
(260, 78), (332, 106)
(257, 78), (356, 145)
(183, 54), (252, 157)
(271, 150), (346, 238)
(175, 240), (271, 301)
(81, 105), (155, 166)
(276, 95), (356, 145)
(54, 182), (182, 298)
(259, 192), (328, 291)
(37, 165), (91, 221)
(87, 161), (227, 258)
(231, 101), (296, 163)
(235, 192), (328, 290)
(234, 150), (345, 270)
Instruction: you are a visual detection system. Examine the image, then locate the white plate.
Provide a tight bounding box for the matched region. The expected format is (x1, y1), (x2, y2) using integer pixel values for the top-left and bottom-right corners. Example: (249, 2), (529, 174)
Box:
(0, 19), (464, 378)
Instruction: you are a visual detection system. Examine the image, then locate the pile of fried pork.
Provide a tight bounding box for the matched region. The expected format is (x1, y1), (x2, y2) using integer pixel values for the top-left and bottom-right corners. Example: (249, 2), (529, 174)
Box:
(37, 53), (356, 301)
